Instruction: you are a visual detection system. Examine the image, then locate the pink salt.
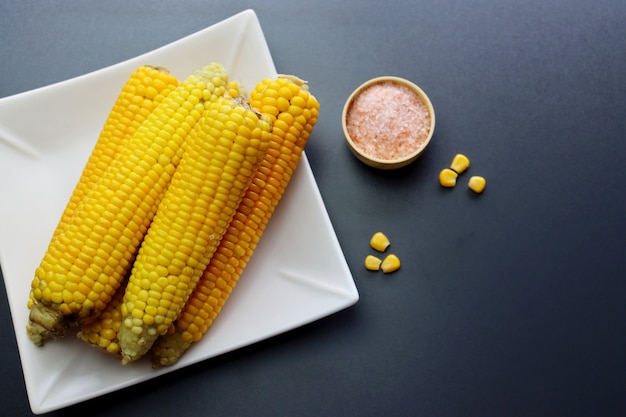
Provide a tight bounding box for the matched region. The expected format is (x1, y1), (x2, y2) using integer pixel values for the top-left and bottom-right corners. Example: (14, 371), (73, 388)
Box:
(346, 81), (431, 161)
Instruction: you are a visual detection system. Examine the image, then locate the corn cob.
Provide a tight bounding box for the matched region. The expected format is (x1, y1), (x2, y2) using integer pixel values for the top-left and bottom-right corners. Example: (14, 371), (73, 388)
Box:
(150, 75), (319, 367)
(119, 96), (271, 364)
(27, 63), (229, 346)
(50, 66), (179, 244)
(29, 66), (178, 317)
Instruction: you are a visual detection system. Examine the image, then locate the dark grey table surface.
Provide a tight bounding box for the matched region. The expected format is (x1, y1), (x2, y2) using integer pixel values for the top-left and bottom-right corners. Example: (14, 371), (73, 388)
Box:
(1, 1), (625, 416)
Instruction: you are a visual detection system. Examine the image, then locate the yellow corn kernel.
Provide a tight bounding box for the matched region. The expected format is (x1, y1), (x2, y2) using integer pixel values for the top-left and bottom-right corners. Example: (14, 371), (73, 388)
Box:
(226, 80), (245, 99)
(26, 63), (228, 346)
(468, 176), (487, 193)
(150, 75), (319, 368)
(119, 96), (271, 364)
(370, 231), (390, 252)
(365, 255), (382, 271)
(381, 254), (401, 273)
(450, 153), (470, 174)
(439, 168), (458, 188)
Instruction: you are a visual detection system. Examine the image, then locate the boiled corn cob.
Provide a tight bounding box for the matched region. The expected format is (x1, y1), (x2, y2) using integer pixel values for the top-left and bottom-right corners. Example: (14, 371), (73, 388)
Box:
(27, 66), (178, 342)
(77, 76), (245, 359)
(49, 66), (179, 244)
(27, 63), (229, 346)
(150, 75), (319, 367)
(119, 96), (271, 364)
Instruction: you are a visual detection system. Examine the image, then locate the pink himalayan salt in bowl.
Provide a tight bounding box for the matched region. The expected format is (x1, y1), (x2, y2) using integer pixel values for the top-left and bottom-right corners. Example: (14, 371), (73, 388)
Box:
(342, 76), (435, 169)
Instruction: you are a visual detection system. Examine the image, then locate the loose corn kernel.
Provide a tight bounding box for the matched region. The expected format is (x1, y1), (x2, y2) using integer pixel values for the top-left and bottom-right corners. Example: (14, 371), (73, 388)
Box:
(365, 255), (382, 271)
(370, 232), (390, 252)
(450, 153), (470, 174)
(439, 168), (458, 188)
(468, 176), (487, 193)
(381, 254), (401, 273)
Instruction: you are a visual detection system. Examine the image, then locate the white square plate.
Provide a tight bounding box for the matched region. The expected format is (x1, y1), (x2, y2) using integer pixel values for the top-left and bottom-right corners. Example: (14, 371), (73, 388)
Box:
(0, 10), (358, 414)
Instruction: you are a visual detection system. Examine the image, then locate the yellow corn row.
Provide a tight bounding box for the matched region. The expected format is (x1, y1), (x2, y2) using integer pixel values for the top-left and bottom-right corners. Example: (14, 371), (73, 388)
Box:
(118, 96), (271, 364)
(77, 279), (126, 357)
(50, 66), (179, 244)
(27, 63), (229, 346)
(150, 75), (319, 367)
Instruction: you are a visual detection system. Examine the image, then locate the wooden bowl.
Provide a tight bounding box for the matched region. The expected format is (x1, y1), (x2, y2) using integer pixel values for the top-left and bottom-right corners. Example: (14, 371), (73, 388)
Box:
(342, 76), (436, 169)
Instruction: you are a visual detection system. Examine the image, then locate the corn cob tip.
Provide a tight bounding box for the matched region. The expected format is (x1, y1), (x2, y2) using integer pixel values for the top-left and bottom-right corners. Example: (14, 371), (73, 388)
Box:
(146, 65), (170, 73)
(76, 330), (123, 359)
(76, 282), (125, 358)
(150, 330), (191, 368)
(148, 75), (319, 362)
(230, 94), (251, 109)
(276, 74), (309, 89)
(26, 301), (74, 346)
(119, 323), (159, 365)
